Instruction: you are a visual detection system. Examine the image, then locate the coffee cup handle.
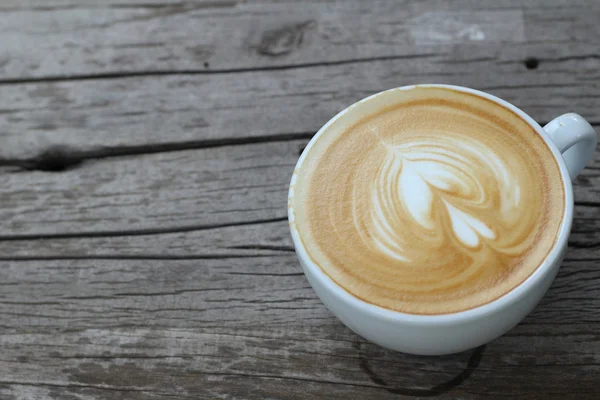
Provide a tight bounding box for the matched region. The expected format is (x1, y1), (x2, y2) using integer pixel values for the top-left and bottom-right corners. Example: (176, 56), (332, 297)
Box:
(543, 113), (598, 180)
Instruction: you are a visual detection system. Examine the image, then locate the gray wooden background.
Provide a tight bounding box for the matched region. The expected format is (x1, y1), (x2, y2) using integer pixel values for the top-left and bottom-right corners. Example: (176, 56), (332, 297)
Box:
(0, 1), (599, 399)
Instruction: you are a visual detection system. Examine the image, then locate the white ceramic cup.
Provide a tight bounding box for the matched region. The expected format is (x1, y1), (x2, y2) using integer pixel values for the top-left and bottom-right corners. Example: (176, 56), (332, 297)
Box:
(288, 84), (598, 356)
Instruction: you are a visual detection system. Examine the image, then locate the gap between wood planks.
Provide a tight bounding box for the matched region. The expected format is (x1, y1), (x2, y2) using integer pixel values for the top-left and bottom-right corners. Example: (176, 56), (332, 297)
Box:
(1, 125), (598, 172)
(0, 217), (289, 241)
(0, 53), (443, 86)
(0, 132), (314, 171)
(0, 130), (598, 243)
(0, 0), (240, 13)
(0, 52), (594, 87)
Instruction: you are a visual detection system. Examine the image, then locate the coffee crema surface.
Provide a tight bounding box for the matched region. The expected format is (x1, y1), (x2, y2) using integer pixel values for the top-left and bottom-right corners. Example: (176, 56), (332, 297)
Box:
(291, 87), (565, 315)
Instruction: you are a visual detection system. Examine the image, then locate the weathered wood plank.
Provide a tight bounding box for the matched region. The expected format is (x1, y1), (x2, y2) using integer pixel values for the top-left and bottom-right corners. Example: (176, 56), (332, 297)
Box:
(0, 0), (597, 79)
(1, 141), (599, 237)
(0, 0), (238, 9)
(0, 142), (597, 399)
(0, 220), (293, 258)
(0, 2), (522, 78)
(1, 56), (600, 161)
(0, 141), (298, 236)
(0, 254), (598, 399)
(2, 0), (597, 8)
(0, 214), (598, 260)
(0, 246), (598, 327)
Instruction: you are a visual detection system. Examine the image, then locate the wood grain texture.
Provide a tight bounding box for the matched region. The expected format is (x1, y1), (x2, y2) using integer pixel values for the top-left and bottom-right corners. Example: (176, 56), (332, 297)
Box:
(0, 0), (596, 79)
(0, 142), (598, 399)
(1, 0), (600, 399)
(0, 0), (239, 9)
(0, 1), (524, 78)
(1, 140), (599, 237)
(0, 255), (598, 400)
(0, 141), (298, 236)
(1, 60), (600, 161)
(0, 0), (598, 160)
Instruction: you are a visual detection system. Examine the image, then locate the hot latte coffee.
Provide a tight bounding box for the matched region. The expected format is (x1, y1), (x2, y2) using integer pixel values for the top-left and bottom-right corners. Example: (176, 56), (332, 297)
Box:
(290, 86), (565, 315)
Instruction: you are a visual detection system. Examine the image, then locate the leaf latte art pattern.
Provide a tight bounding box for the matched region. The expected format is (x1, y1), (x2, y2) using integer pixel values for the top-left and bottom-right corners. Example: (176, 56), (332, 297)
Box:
(365, 139), (517, 262)
(292, 87), (565, 314)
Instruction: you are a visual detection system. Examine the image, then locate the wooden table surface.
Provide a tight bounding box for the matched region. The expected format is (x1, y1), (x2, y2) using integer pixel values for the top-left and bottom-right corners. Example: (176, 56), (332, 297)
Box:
(1, 1), (599, 399)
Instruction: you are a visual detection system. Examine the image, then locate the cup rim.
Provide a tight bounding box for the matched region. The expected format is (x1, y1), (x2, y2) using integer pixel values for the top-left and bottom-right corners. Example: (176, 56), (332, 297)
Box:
(288, 83), (574, 325)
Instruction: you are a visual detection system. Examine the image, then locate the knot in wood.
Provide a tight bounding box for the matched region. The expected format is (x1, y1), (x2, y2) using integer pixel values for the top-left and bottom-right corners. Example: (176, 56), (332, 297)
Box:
(258, 20), (316, 57)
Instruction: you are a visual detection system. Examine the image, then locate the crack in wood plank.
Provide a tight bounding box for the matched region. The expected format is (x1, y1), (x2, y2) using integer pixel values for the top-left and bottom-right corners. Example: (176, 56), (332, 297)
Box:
(0, 53), (444, 86)
(0, 217), (288, 241)
(574, 201), (600, 208)
(0, 254), (289, 261)
(0, 133), (314, 170)
(225, 244), (295, 252)
(0, 380), (193, 398)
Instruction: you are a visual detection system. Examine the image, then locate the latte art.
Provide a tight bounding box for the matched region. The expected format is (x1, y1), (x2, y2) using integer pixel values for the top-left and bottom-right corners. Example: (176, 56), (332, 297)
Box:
(291, 87), (565, 314)
(366, 135), (525, 260)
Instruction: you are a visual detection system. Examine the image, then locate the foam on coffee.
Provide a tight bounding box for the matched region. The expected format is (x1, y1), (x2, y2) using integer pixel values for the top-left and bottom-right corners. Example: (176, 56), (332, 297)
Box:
(290, 86), (565, 315)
